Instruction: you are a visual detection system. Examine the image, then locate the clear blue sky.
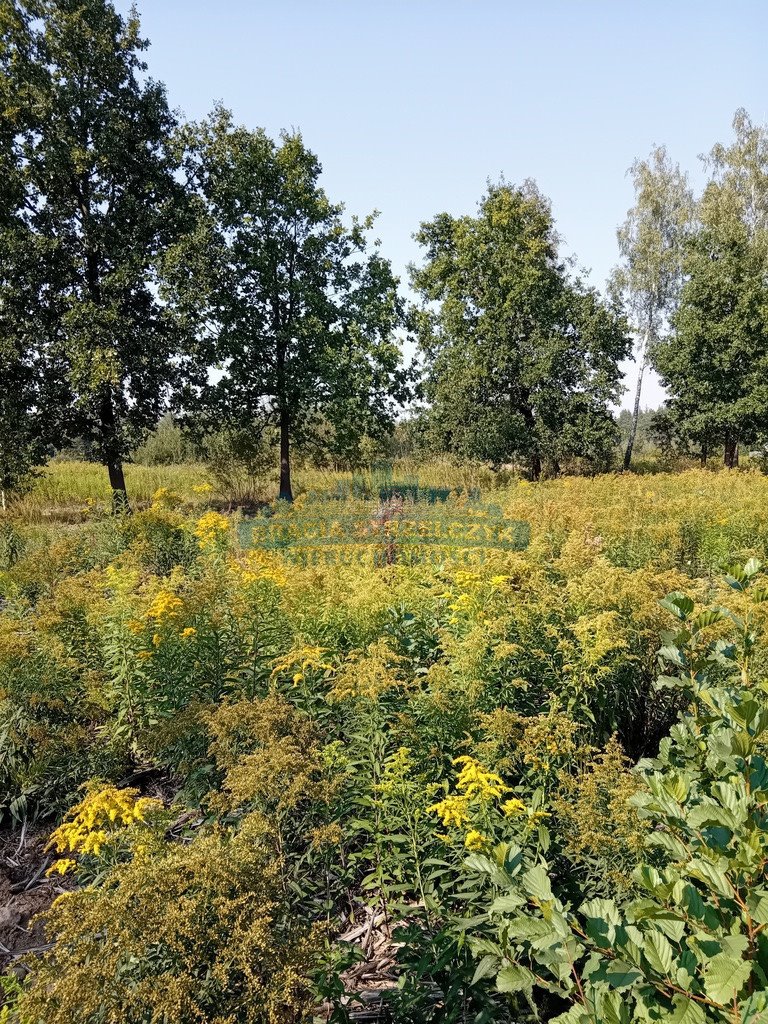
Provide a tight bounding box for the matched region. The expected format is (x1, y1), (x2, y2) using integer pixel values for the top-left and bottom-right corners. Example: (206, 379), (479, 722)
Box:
(119, 0), (768, 409)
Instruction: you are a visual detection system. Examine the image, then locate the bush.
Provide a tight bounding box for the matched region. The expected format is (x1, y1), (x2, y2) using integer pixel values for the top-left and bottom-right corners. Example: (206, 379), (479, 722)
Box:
(22, 813), (318, 1024)
(132, 415), (198, 466)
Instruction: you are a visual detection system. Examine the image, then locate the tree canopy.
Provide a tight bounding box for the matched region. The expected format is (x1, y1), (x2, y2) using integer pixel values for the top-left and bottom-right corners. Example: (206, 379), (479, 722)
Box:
(410, 182), (630, 478)
(167, 108), (408, 501)
(654, 110), (768, 467)
(0, 0), (189, 504)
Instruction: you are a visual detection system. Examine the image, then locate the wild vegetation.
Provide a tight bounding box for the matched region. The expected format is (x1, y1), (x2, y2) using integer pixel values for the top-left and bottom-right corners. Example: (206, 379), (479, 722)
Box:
(3, 1), (768, 1021)
(0, 470), (766, 1022)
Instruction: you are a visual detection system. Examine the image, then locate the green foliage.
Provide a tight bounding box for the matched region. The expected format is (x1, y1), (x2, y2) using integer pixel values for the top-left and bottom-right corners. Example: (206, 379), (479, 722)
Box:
(654, 110), (768, 467)
(22, 812), (319, 1024)
(132, 414), (198, 467)
(409, 180), (631, 478)
(166, 106), (408, 501)
(0, 0), (190, 500)
(202, 426), (275, 505)
(465, 561), (768, 1022)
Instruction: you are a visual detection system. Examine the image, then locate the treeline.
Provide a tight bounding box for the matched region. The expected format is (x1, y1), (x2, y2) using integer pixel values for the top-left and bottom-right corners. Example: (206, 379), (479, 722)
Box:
(2, 1), (768, 505)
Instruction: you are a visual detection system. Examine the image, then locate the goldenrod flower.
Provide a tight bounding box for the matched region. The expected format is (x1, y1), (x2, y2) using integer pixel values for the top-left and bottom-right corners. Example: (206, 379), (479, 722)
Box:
(146, 590), (184, 622)
(502, 798), (527, 818)
(428, 794), (471, 827)
(464, 829), (488, 851)
(194, 511), (230, 549)
(453, 755), (509, 801)
(46, 858), (76, 877)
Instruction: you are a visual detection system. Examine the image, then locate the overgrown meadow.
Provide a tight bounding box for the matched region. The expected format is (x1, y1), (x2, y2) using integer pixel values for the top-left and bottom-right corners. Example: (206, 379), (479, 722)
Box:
(2, 469), (768, 1023)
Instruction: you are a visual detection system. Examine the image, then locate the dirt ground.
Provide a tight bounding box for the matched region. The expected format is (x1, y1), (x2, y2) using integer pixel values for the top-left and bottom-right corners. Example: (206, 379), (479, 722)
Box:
(0, 825), (64, 975)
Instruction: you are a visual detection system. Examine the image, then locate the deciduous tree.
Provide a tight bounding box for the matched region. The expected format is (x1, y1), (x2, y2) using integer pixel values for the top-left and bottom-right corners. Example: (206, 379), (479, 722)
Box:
(168, 108), (407, 501)
(654, 111), (768, 467)
(610, 146), (693, 470)
(410, 181), (630, 478)
(0, 0), (188, 506)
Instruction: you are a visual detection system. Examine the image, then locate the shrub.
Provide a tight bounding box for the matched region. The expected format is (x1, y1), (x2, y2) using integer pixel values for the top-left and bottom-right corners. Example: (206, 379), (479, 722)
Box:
(21, 813), (318, 1024)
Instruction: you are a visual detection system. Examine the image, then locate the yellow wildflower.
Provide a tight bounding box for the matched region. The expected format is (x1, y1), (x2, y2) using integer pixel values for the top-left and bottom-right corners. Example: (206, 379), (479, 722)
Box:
(146, 590), (184, 622)
(464, 830), (488, 851)
(180, 627), (196, 639)
(502, 798), (527, 818)
(194, 511), (230, 549)
(46, 858), (76, 877)
(46, 786), (163, 864)
(428, 794), (470, 827)
(453, 755), (509, 801)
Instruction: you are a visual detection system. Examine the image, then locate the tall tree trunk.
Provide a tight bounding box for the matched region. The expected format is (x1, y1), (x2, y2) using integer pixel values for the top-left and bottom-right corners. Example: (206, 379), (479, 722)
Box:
(724, 435), (739, 469)
(623, 330), (649, 472)
(700, 441), (709, 468)
(100, 392), (129, 511)
(279, 411), (293, 502)
(107, 459), (128, 510)
(530, 451), (542, 482)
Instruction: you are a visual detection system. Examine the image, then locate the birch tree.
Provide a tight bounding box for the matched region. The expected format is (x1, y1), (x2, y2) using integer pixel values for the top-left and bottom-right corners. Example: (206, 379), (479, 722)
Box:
(610, 147), (693, 470)
(655, 110), (768, 467)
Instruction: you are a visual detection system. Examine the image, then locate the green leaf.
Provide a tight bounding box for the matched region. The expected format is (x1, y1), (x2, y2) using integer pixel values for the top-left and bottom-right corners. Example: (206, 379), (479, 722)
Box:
(496, 963), (535, 993)
(668, 993), (706, 1024)
(550, 1008), (592, 1024)
(580, 898), (621, 925)
(522, 864), (553, 902)
(690, 608), (726, 632)
(643, 930), (675, 977)
(584, 955), (642, 990)
(686, 801), (739, 833)
(703, 952), (752, 1004)
(660, 593), (695, 620)
(739, 991), (768, 1024)
(490, 893), (526, 914)
(659, 645), (687, 668)
(597, 987), (631, 1024)
(686, 858), (733, 899)
(471, 953), (499, 985)
(747, 889), (768, 925)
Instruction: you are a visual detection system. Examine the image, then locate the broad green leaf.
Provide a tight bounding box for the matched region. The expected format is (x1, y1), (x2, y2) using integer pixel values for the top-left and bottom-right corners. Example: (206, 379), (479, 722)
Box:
(550, 1008), (592, 1024)
(703, 952), (752, 1004)
(748, 889), (768, 925)
(686, 801), (739, 833)
(686, 858), (733, 899)
(490, 894), (526, 914)
(583, 957), (642, 990)
(740, 990), (768, 1024)
(523, 864), (553, 902)
(643, 930), (675, 976)
(580, 898), (621, 924)
(598, 987), (631, 1024)
(660, 593), (695, 620)
(668, 993), (706, 1023)
(690, 608), (725, 632)
(496, 963), (535, 993)
(659, 645), (687, 668)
